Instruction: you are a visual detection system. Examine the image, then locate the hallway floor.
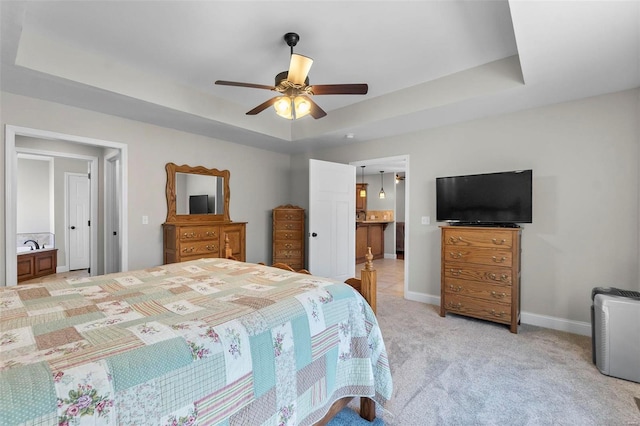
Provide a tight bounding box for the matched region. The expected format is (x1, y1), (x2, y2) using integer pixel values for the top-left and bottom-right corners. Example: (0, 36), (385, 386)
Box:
(356, 257), (404, 298)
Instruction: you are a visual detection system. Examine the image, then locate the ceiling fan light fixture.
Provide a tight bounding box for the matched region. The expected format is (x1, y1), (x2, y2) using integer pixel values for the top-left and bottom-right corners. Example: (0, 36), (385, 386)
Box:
(274, 95), (311, 120)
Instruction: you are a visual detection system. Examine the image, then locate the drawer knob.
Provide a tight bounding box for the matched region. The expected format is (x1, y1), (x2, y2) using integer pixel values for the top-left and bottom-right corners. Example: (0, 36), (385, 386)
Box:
(450, 269), (462, 276)
(488, 273), (510, 282)
(492, 238), (506, 245)
(182, 247), (194, 253)
(448, 236), (464, 244)
(491, 291), (507, 299)
(491, 309), (506, 317)
(183, 232), (196, 238)
(492, 256), (507, 263)
(285, 243), (292, 249)
(205, 245), (217, 251)
(447, 302), (463, 309)
(449, 285), (463, 292)
(285, 224), (293, 229)
(205, 231), (217, 237)
(450, 252), (463, 259)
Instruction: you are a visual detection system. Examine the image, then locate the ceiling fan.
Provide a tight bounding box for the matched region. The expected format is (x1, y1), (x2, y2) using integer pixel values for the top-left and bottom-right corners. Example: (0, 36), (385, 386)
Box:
(215, 32), (368, 119)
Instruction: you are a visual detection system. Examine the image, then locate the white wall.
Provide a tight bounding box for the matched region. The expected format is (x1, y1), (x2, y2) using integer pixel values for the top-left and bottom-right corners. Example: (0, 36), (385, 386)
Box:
(1, 92), (292, 275)
(17, 157), (51, 233)
(291, 89), (640, 325)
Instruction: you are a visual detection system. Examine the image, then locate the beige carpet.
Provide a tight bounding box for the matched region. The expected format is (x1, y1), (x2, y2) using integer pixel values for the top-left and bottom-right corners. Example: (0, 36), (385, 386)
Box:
(370, 293), (640, 425)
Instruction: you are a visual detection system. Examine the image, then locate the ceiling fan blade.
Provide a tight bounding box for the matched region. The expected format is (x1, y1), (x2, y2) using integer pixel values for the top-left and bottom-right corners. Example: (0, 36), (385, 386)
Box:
(310, 84), (368, 95)
(246, 97), (279, 115)
(215, 80), (275, 91)
(287, 53), (313, 85)
(305, 96), (327, 119)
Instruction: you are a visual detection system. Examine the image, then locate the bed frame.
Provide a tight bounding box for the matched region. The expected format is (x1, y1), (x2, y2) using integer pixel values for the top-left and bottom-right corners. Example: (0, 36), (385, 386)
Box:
(224, 235), (379, 424)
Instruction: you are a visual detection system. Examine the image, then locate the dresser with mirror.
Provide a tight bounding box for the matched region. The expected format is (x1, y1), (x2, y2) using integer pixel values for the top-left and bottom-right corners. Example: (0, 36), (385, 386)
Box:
(162, 163), (246, 264)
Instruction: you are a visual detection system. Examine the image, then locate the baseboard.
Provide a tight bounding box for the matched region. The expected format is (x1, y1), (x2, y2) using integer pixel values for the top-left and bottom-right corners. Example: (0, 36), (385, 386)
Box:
(56, 266), (69, 273)
(400, 293), (592, 336)
(384, 253), (397, 259)
(405, 291), (439, 305)
(520, 311), (591, 336)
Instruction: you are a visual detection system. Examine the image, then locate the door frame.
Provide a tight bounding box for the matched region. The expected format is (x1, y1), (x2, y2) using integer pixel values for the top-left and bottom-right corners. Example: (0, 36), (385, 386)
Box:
(65, 171), (92, 272)
(4, 125), (128, 286)
(104, 151), (122, 274)
(350, 154), (410, 299)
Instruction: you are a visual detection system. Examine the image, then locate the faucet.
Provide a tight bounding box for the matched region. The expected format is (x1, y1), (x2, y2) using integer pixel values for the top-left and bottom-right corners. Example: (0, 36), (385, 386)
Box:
(24, 240), (40, 250)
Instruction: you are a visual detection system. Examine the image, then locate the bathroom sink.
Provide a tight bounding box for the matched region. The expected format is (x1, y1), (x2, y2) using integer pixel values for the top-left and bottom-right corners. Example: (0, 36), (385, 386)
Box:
(17, 246), (35, 253)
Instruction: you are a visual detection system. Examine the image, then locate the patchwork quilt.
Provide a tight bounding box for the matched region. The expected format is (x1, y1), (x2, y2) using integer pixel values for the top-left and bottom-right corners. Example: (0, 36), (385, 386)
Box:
(0, 258), (392, 425)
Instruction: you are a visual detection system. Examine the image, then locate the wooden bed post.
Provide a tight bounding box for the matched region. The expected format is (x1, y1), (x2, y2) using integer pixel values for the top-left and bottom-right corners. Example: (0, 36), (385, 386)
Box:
(224, 234), (235, 260)
(360, 247), (377, 315)
(359, 248), (377, 421)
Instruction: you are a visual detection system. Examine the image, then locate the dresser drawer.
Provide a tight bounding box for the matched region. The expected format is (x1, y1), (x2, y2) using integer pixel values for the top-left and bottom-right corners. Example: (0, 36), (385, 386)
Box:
(443, 294), (512, 324)
(443, 262), (513, 285)
(178, 240), (221, 257)
(274, 230), (304, 241)
(444, 278), (512, 302)
(274, 221), (304, 231)
(179, 226), (220, 242)
(444, 247), (513, 267)
(443, 228), (514, 249)
(273, 248), (303, 258)
(274, 210), (304, 221)
(274, 240), (303, 250)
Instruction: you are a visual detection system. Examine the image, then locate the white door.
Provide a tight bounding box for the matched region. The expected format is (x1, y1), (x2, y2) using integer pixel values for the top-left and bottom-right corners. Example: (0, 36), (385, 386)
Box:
(68, 174), (91, 270)
(308, 159), (356, 281)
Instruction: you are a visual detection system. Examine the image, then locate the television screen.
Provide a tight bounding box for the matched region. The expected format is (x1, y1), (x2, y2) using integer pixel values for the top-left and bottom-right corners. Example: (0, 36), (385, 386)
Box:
(189, 194), (209, 214)
(436, 170), (532, 224)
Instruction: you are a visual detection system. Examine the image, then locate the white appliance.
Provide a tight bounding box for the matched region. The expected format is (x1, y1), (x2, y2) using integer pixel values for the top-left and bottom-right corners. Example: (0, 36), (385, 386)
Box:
(592, 289), (640, 383)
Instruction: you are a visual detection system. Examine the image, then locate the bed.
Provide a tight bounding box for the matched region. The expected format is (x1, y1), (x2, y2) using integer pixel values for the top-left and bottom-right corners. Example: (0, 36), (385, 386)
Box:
(0, 256), (392, 425)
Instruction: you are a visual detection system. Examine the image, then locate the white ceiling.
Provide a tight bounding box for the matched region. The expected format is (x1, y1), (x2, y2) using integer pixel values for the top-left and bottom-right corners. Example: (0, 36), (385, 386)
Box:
(1, 1), (639, 158)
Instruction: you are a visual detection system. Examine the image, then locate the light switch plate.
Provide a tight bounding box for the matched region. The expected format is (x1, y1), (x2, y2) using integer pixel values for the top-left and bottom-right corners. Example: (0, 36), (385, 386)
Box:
(421, 216), (430, 225)
(142, 215), (149, 225)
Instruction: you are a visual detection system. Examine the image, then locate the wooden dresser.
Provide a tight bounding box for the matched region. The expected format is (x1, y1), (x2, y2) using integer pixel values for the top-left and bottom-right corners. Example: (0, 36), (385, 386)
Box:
(272, 205), (305, 270)
(440, 226), (522, 333)
(162, 163), (246, 265)
(163, 222), (246, 264)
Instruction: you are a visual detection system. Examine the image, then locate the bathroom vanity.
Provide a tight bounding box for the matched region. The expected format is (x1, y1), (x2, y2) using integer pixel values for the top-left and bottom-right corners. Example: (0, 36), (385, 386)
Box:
(17, 248), (58, 283)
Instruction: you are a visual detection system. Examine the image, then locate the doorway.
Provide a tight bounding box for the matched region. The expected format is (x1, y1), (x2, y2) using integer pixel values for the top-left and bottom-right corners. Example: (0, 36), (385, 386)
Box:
(4, 125), (128, 286)
(350, 155), (409, 299)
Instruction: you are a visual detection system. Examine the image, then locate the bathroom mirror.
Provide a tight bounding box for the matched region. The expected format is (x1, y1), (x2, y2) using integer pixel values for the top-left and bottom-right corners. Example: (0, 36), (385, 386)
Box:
(165, 163), (230, 222)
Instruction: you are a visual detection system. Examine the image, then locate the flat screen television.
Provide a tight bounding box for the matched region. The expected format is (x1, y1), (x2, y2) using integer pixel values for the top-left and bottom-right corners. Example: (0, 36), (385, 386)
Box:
(436, 170), (532, 225)
(189, 194), (209, 214)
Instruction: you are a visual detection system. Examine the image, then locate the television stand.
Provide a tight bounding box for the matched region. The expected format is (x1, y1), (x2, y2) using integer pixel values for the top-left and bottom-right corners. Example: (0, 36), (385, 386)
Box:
(440, 225), (522, 333)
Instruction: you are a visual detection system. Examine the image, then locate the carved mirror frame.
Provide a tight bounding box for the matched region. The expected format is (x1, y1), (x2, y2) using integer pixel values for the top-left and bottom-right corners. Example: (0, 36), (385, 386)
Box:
(165, 163), (231, 223)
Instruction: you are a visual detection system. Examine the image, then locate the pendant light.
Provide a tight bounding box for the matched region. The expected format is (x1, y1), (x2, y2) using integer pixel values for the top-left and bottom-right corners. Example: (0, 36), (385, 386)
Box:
(379, 171), (386, 199)
(359, 166), (367, 197)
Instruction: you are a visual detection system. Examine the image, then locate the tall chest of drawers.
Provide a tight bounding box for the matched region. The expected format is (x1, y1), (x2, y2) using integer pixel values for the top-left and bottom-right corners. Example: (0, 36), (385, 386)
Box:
(272, 205), (305, 271)
(440, 226), (522, 333)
